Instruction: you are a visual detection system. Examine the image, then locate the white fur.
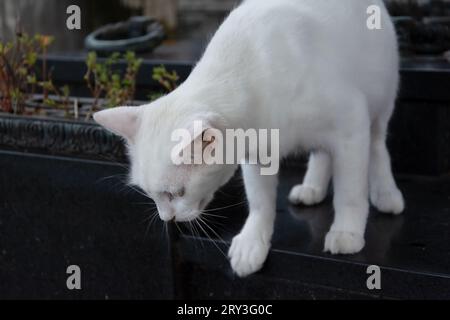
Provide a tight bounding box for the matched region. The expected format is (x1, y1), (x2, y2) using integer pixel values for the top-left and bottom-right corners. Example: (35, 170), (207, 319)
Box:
(94, 0), (404, 278)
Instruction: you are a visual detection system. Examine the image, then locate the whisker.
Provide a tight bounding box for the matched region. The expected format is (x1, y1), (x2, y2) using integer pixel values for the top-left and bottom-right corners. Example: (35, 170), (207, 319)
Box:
(194, 218), (228, 260)
(188, 220), (201, 255)
(94, 173), (128, 185)
(174, 221), (183, 235)
(128, 185), (152, 199)
(164, 221), (169, 240)
(188, 221), (197, 238)
(161, 221), (166, 238)
(198, 217), (229, 248)
(201, 212), (228, 219)
(202, 200), (247, 213)
(144, 210), (159, 239)
(200, 214), (227, 229)
(190, 220), (205, 250)
(141, 209), (158, 223)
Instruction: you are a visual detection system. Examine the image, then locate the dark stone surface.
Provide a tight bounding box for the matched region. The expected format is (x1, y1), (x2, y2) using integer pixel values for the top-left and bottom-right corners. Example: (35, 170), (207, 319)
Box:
(389, 101), (450, 175)
(0, 151), (449, 299)
(0, 151), (172, 299)
(177, 169), (450, 299)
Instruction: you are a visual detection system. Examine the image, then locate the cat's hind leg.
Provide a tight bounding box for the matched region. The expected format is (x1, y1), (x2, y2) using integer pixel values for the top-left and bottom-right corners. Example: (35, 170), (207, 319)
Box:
(324, 100), (370, 255)
(288, 150), (331, 206)
(228, 164), (278, 277)
(369, 112), (404, 214)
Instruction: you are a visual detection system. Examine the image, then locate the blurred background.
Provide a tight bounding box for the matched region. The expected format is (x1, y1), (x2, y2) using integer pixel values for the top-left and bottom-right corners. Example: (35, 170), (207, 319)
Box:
(1, 0), (450, 62)
(0, 0), (239, 61)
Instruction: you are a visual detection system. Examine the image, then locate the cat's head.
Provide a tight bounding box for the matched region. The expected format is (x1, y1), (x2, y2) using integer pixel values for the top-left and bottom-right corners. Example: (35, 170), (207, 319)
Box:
(94, 100), (237, 222)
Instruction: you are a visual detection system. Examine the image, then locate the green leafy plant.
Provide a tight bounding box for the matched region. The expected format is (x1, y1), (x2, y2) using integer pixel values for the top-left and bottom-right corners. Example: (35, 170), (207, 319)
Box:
(152, 65), (179, 92)
(149, 65), (179, 101)
(40, 82), (72, 115)
(0, 33), (50, 113)
(84, 51), (143, 110)
(1, 33), (178, 120)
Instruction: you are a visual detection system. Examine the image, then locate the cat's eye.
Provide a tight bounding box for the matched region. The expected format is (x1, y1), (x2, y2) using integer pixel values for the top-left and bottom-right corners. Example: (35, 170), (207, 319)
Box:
(176, 187), (186, 198)
(163, 192), (174, 202)
(161, 188), (185, 202)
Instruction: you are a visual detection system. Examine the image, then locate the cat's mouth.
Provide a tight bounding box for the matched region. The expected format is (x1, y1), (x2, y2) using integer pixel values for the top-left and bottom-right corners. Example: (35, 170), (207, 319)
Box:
(173, 195), (214, 222)
(173, 198), (209, 222)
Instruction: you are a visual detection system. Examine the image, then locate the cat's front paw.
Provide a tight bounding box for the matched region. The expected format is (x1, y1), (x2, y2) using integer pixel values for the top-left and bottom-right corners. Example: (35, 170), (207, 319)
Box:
(324, 231), (365, 255)
(288, 184), (326, 206)
(370, 186), (404, 215)
(228, 234), (270, 278)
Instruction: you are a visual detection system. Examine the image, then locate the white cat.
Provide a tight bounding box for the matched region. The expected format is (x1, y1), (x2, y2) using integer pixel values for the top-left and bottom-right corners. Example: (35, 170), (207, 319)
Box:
(94, 0), (404, 277)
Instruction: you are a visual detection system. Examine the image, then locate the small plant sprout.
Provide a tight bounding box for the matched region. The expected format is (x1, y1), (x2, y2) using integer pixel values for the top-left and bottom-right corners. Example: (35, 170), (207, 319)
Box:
(149, 65), (179, 101)
(40, 82), (72, 116)
(84, 51), (143, 113)
(1, 34), (179, 120)
(0, 32), (46, 113)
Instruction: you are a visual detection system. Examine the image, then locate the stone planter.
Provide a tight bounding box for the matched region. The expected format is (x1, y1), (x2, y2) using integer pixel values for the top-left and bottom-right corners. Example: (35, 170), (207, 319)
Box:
(0, 56), (449, 175)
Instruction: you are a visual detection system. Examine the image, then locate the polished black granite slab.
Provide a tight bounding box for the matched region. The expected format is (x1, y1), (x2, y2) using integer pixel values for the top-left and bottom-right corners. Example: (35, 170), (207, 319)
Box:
(0, 152), (172, 299)
(0, 151), (449, 299)
(177, 169), (450, 299)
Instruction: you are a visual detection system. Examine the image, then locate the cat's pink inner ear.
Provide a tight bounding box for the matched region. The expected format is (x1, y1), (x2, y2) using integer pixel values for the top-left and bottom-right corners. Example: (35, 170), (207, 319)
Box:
(93, 107), (140, 141)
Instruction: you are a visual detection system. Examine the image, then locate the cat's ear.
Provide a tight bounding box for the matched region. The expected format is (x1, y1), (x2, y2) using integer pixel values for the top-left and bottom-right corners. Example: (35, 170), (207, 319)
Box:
(93, 107), (141, 141)
(176, 113), (226, 164)
(187, 112), (226, 144)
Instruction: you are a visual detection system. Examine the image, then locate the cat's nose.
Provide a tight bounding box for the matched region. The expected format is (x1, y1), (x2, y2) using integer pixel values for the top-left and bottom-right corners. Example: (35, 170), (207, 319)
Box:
(159, 209), (175, 222)
(160, 214), (174, 222)
(156, 202), (175, 221)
